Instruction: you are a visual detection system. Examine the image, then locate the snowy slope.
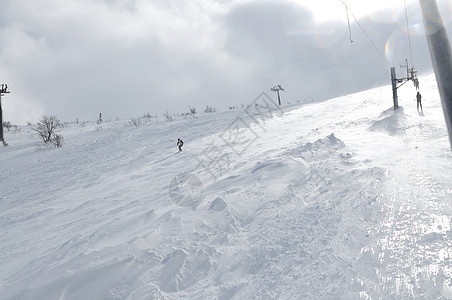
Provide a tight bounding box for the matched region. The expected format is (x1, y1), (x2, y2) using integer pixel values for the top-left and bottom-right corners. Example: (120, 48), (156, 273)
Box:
(1, 74), (451, 299)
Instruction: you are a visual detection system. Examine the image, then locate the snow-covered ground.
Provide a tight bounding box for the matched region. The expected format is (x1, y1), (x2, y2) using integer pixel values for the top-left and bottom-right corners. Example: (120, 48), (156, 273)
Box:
(1, 74), (451, 299)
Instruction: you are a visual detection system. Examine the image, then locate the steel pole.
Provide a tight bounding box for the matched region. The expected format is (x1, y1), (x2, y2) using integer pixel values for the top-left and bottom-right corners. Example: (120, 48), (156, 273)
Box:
(391, 67), (399, 109)
(420, 0), (452, 147)
(0, 94), (3, 143)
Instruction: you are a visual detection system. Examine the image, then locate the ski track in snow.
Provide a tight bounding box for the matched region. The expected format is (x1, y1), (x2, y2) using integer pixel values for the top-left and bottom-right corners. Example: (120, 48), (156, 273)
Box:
(0, 74), (451, 299)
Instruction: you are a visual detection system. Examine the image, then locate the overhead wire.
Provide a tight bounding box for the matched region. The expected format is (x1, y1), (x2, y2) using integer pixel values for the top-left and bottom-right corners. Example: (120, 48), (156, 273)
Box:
(342, 1), (353, 43)
(340, 0), (392, 68)
(404, 0), (414, 68)
(366, 15), (394, 67)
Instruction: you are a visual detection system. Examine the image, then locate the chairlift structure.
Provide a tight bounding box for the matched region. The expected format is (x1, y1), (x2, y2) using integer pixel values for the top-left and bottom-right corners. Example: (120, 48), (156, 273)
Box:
(341, 0), (452, 146)
(390, 0), (420, 110)
(0, 83), (11, 146)
(390, 59), (418, 109)
(271, 85), (284, 106)
(391, 0), (452, 146)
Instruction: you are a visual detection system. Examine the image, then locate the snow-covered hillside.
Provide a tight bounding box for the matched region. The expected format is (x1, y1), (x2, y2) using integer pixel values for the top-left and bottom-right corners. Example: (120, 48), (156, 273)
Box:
(1, 74), (451, 299)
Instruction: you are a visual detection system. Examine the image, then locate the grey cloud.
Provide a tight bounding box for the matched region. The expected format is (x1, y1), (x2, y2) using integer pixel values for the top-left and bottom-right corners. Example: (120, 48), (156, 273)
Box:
(0, 0), (451, 124)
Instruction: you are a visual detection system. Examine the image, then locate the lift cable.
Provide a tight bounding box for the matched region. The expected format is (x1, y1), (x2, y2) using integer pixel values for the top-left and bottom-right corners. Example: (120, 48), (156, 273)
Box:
(404, 0), (415, 67)
(340, 0), (392, 68)
(340, 0), (353, 43)
(366, 14), (395, 67)
(342, 1), (353, 43)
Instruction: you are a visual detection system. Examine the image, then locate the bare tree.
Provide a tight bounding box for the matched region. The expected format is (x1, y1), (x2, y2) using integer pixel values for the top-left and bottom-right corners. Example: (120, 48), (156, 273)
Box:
(2, 121), (12, 131)
(34, 115), (64, 147)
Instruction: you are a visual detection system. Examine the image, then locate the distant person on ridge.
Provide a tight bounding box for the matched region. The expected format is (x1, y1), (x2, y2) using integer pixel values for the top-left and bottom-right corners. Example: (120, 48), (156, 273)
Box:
(97, 113), (103, 125)
(177, 138), (184, 152)
(416, 91), (423, 113)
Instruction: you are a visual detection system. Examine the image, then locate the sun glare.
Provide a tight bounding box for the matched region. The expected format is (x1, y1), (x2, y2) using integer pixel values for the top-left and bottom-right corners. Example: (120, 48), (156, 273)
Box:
(297, 0), (418, 22)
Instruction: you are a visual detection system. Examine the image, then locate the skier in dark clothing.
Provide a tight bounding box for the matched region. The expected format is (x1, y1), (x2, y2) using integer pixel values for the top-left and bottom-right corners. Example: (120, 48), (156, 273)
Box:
(416, 91), (423, 112)
(177, 138), (184, 152)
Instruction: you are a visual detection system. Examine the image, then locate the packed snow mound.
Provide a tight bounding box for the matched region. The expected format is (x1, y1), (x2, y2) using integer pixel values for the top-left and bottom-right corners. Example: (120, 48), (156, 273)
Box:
(209, 154), (313, 220)
(285, 132), (345, 162)
(368, 107), (407, 135)
(251, 156), (310, 185)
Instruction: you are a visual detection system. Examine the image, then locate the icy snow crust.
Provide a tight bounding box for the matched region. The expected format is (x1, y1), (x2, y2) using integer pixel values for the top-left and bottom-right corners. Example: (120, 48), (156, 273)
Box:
(1, 74), (452, 299)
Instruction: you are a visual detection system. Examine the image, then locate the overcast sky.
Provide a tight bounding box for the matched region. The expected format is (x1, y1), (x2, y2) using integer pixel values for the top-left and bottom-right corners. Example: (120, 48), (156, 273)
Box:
(0, 0), (451, 124)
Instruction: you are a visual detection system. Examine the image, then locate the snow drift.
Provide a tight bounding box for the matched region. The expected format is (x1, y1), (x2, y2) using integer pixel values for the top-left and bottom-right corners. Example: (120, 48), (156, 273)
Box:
(1, 74), (451, 299)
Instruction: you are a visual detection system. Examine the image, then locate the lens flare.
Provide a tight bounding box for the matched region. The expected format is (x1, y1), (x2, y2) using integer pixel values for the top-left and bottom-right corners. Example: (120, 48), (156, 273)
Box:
(385, 36), (394, 67)
(385, 25), (420, 68)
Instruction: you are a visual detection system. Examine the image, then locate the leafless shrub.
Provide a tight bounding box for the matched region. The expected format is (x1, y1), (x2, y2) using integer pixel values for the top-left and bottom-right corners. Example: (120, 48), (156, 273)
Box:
(188, 106), (197, 118)
(34, 115), (64, 147)
(2, 121), (12, 131)
(128, 117), (142, 128)
(164, 111), (173, 122)
(52, 134), (64, 147)
(204, 105), (216, 113)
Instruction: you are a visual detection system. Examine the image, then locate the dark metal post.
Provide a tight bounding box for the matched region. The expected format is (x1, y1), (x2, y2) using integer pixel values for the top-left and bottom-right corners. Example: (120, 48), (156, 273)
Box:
(0, 84), (11, 146)
(0, 93), (3, 143)
(271, 85), (284, 106)
(420, 0), (452, 147)
(391, 67), (399, 109)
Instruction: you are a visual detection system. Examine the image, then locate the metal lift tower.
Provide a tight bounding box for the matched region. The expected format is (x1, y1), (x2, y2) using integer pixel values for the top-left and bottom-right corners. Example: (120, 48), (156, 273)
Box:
(0, 84), (11, 146)
(271, 85), (284, 106)
(390, 59), (418, 110)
